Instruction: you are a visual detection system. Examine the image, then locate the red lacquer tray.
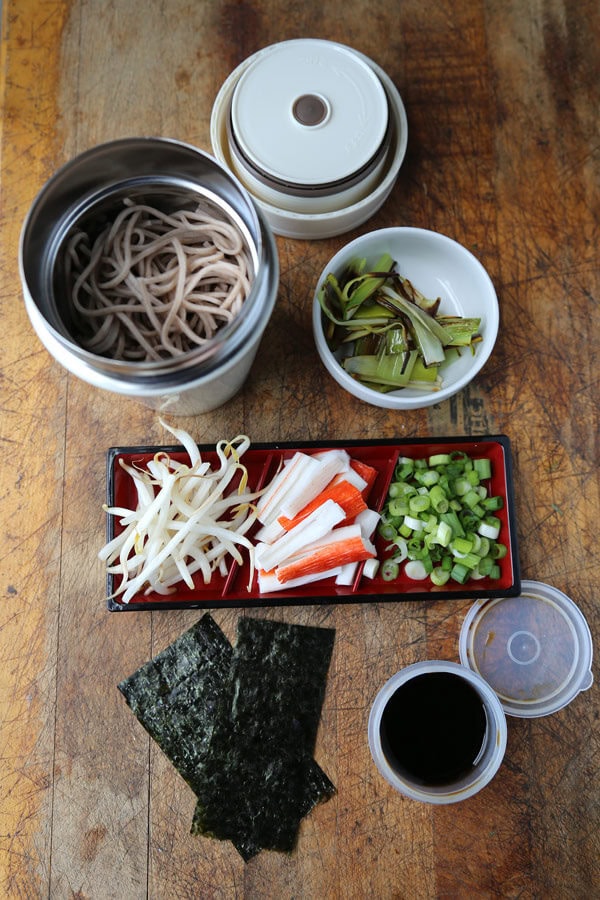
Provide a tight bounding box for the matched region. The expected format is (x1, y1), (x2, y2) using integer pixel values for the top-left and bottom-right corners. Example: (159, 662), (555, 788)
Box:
(105, 435), (520, 611)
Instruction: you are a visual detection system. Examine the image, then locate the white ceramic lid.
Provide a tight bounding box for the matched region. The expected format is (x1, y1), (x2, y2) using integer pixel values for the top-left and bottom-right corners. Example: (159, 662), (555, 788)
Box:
(230, 39), (389, 188)
(459, 580), (594, 718)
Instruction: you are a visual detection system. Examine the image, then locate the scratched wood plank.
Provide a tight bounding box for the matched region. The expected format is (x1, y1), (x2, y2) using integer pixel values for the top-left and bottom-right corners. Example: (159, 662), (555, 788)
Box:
(45, 383), (154, 898)
(481, 1), (600, 895)
(0, 2), (73, 897)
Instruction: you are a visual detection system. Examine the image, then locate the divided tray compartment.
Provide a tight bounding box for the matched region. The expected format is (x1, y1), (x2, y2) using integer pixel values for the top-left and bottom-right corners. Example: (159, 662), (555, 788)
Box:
(105, 435), (520, 611)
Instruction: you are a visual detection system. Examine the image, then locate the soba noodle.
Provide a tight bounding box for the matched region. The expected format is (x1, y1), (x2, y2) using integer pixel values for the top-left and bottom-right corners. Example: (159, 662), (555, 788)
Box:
(65, 198), (253, 361)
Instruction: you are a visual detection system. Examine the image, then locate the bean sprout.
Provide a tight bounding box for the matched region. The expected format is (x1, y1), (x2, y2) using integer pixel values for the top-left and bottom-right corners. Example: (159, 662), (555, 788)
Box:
(101, 421), (262, 602)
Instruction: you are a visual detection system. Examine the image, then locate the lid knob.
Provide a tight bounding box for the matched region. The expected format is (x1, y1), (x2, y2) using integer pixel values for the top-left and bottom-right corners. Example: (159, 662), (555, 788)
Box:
(292, 94), (330, 127)
(507, 630), (541, 665)
(229, 39), (389, 187)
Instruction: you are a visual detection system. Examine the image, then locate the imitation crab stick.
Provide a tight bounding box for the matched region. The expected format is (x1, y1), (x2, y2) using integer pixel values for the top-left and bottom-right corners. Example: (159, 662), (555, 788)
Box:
(256, 450), (351, 525)
(279, 451), (350, 520)
(277, 478), (367, 531)
(258, 525), (374, 590)
(312, 449), (369, 493)
(354, 507), (381, 538)
(254, 499), (346, 573)
(349, 459), (378, 497)
(274, 532), (376, 584)
(258, 566), (343, 593)
(277, 523), (363, 562)
(253, 449), (382, 594)
(255, 452), (319, 525)
(334, 509), (382, 585)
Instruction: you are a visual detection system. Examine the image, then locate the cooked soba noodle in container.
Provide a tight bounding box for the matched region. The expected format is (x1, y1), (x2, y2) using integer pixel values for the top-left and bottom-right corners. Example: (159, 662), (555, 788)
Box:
(19, 138), (279, 415)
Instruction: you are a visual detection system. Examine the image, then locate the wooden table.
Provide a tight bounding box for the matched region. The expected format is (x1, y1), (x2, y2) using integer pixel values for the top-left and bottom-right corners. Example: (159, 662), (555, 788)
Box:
(1, 1), (598, 897)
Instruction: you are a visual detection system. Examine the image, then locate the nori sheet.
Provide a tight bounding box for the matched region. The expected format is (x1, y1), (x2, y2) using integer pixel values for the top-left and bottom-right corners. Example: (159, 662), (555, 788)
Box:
(118, 614), (233, 793)
(190, 617), (336, 858)
(118, 614), (336, 861)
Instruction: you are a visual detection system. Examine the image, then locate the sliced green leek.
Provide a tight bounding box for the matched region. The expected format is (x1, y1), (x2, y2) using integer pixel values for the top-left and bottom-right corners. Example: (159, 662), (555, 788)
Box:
(317, 255), (481, 392)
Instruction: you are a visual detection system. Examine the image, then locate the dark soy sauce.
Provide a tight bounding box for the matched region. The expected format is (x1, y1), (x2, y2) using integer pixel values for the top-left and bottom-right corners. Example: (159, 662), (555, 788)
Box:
(380, 672), (488, 786)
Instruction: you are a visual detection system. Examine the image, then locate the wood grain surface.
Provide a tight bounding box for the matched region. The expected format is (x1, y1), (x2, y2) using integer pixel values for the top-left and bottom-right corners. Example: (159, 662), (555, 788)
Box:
(1, 1), (598, 897)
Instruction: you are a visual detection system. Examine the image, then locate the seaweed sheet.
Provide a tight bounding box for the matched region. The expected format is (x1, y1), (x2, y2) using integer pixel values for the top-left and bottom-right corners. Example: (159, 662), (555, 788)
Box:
(118, 614), (336, 860)
(191, 618), (336, 858)
(118, 614), (233, 794)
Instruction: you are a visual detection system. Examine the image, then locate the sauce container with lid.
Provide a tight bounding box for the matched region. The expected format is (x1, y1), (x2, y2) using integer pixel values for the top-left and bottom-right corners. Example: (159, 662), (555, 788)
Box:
(369, 581), (593, 802)
(211, 39), (408, 239)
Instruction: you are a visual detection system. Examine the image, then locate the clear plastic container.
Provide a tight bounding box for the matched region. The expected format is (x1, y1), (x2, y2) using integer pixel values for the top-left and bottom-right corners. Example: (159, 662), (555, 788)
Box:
(459, 580), (594, 717)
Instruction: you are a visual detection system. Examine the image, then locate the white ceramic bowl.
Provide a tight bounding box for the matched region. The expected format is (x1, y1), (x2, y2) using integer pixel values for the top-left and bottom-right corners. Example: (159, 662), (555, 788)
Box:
(312, 227), (499, 409)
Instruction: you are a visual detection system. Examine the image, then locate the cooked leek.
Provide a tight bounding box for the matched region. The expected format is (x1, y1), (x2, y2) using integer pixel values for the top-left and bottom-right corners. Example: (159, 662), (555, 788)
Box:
(317, 255), (481, 391)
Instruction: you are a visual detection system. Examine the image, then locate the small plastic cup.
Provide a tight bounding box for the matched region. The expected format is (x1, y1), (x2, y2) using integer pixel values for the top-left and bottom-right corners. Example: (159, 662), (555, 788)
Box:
(368, 660), (507, 804)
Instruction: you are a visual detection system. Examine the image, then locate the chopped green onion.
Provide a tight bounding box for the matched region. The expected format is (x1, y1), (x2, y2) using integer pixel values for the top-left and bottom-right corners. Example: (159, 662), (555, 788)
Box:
(474, 458), (492, 479)
(405, 560), (429, 580)
(478, 536), (491, 557)
(451, 537), (474, 555)
(429, 453), (451, 466)
(395, 459), (414, 480)
(381, 560), (400, 581)
(390, 538), (408, 562)
(441, 510), (465, 538)
(477, 556), (495, 576)
(378, 522), (397, 541)
(450, 562), (470, 584)
(469, 533), (482, 553)
(463, 489), (483, 510)
(453, 477), (471, 496)
(389, 499), (410, 517)
(377, 450), (507, 588)
(482, 495), (504, 511)
(409, 494), (431, 513)
(431, 566), (451, 586)
(433, 520), (453, 547)
(429, 484), (449, 513)
(417, 469), (440, 487)
(478, 516), (501, 540)
(459, 552), (483, 570)
(404, 515), (426, 531)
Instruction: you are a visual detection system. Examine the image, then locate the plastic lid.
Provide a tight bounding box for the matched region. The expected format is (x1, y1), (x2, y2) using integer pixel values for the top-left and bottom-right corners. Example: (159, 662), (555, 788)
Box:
(230, 39), (389, 188)
(459, 580), (594, 718)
